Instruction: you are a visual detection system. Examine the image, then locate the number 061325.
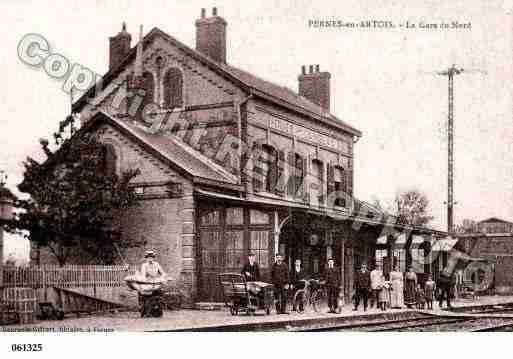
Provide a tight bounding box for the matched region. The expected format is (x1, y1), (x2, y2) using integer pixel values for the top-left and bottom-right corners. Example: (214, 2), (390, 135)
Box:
(11, 344), (43, 352)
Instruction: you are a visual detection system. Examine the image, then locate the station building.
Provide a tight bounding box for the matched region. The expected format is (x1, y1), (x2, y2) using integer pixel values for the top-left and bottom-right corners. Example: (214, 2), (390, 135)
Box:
(31, 9), (445, 303)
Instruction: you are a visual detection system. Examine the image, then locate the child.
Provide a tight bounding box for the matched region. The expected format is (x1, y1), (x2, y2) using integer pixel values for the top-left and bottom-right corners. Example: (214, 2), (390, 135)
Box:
(378, 281), (391, 311)
(415, 283), (426, 310)
(424, 275), (436, 310)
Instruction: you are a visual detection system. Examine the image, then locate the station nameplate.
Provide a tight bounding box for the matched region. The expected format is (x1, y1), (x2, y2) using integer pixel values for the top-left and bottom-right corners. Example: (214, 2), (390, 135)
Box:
(268, 117), (349, 153)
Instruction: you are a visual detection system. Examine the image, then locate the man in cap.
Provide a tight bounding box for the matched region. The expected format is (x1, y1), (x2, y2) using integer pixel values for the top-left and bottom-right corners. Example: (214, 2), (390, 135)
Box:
(353, 262), (371, 311)
(241, 252), (260, 282)
(325, 258), (341, 314)
(271, 253), (290, 314)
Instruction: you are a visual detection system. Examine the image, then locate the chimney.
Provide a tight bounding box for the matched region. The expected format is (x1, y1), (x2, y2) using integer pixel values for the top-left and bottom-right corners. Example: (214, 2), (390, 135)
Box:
(298, 64), (331, 111)
(195, 7), (227, 63)
(109, 22), (132, 70)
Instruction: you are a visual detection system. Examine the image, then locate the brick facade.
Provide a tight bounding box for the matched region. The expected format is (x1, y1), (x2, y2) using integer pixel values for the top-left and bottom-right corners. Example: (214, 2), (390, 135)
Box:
(36, 10), (371, 304)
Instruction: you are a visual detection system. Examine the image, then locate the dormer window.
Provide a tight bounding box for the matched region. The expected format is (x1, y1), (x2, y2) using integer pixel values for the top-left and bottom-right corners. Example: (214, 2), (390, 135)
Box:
(163, 67), (183, 109)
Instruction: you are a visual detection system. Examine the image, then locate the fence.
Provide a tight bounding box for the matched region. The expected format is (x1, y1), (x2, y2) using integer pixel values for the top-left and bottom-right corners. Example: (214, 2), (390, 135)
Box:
(2, 265), (138, 306)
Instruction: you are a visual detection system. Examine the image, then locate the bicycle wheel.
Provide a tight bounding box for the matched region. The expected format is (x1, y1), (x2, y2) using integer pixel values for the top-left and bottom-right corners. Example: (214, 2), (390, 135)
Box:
(311, 289), (327, 313)
(293, 290), (307, 313)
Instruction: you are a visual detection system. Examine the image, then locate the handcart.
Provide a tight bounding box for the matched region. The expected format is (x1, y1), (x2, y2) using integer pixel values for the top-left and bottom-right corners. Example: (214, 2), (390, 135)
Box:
(218, 273), (274, 316)
(124, 274), (167, 318)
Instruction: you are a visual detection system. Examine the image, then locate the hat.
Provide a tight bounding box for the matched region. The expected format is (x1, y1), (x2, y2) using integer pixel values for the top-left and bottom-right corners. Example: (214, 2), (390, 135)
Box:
(144, 250), (156, 258)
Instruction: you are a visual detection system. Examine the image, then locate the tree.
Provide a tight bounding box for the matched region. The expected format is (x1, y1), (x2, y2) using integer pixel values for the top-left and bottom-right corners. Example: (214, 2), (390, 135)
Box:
(455, 219), (479, 234)
(395, 189), (434, 227)
(7, 115), (142, 265)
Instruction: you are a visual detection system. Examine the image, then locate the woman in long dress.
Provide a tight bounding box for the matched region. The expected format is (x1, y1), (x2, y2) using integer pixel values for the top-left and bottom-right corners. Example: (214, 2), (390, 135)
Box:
(404, 266), (417, 308)
(390, 265), (404, 308)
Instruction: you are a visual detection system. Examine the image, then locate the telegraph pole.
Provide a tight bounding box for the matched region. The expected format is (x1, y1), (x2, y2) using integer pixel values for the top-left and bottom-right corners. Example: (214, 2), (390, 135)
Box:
(435, 65), (485, 234)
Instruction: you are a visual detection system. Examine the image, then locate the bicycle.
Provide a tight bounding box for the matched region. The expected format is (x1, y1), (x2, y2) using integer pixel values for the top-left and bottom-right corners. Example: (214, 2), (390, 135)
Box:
(292, 279), (327, 313)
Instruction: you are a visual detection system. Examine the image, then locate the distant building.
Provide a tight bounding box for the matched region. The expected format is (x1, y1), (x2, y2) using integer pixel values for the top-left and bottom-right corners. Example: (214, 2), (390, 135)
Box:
(477, 217), (513, 235)
(455, 217), (513, 294)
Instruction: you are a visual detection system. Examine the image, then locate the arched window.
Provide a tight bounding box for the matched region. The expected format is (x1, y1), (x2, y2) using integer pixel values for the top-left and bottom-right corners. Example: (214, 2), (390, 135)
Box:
(102, 144), (118, 177)
(287, 153), (305, 197)
(311, 159), (324, 205)
(163, 67), (183, 109)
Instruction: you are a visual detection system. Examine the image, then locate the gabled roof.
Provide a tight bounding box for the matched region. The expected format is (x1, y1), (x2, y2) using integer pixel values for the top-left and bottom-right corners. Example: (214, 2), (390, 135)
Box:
(85, 112), (240, 187)
(73, 27), (361, 137)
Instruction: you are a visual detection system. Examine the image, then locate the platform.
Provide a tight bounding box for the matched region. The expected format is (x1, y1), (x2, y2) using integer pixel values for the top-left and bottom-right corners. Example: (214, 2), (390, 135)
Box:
(2, 295), (513, 332)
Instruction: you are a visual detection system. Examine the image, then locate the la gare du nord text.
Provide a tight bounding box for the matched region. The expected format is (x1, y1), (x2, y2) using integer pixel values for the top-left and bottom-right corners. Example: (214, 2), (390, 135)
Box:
(308, 19), (471, 30)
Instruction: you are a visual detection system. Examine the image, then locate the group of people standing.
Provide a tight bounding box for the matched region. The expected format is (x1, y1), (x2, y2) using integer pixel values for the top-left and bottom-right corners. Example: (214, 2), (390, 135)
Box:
(269, 253), (341, 314)
(242, 253), (342, 314)
(354, 262), (454, 311)
(242, 254), (456, 315)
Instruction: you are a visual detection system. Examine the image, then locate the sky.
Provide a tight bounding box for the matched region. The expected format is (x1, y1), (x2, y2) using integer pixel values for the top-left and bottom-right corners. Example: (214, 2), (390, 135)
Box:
(1, 0), (512, 258)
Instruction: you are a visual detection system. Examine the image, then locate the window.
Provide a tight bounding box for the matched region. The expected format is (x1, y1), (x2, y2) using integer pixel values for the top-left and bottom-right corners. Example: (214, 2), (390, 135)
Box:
(375, 249), (387, 269)
(311, 159), (324, 205)
(226, 207), (243, 225)
(201, 231), (221, 268)
(250, 209), (270, 224)
(411, 247), (424, 273)
(256, 145), (278, 193)
(333, 166), (347, 207)
(102, 144), (117, 177)
(225, 231), (244, 268)
(393, 249), (406, 272)
(163, 67), (183, 109)
(287, 153), (305, 197)
(200, 210), (220, 226)
(250, 231), (270, 268)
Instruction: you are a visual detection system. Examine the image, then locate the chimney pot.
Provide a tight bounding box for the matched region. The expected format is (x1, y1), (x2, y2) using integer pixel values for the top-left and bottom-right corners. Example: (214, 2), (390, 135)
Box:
(196, 8), (227, 63)
(201, 8), (206, 18)
(298, 65), (331, 110)
(301, 65), (306, 75)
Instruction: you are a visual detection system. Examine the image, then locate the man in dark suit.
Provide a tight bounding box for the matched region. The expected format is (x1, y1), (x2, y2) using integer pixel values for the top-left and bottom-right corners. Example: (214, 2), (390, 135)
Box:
(353, 262), (371, 311)
(241, 253), (260, 282)
(271, 253), (290, 314)
(290, 259), (306, 312)
(325, 258), (341, 314)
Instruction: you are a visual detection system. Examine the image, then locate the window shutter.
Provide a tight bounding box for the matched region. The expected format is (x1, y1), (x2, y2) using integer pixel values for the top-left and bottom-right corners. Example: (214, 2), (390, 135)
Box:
(302, 156), (309, 203)
(267, 148), (278, 192)
(286, 152), (296, 197)
(275, 150), (286, 195)
(327, 163), (335, 196)
(252, 142), (263, 192)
